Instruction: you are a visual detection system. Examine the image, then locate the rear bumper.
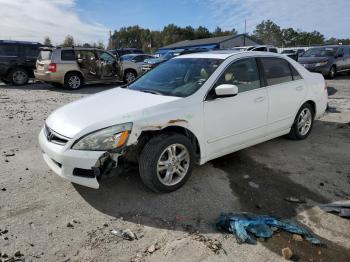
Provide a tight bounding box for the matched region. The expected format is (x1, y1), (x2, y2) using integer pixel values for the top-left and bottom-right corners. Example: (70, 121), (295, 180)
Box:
(38, 129), (105, 189)
(34, 71), (63, 84)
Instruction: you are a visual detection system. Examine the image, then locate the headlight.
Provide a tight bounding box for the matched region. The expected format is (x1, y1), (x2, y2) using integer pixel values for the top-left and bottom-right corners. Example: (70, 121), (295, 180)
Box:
(72, 123), (132, 151)
(315, 61), (328, 67)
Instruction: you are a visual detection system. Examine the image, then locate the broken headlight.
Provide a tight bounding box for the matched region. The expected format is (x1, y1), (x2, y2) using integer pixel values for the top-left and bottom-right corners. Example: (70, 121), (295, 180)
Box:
(72, 123), (133, 151)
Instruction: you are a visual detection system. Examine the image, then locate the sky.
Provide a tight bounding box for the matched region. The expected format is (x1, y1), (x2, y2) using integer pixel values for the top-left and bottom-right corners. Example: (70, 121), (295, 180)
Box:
(0, 0), (349, 45)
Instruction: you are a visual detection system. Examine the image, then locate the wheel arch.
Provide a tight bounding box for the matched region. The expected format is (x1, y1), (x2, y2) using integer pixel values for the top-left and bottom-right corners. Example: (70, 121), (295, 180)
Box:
(123, 68), (138, 77)
(135, 125), (201, 164)
(7, 66), (30, 77)
(64, 70), (84, 83)
(304, 100), (316, 118)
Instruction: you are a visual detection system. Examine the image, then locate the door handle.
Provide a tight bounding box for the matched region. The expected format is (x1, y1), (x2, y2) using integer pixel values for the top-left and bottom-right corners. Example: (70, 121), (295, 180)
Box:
(254, 97), (265, 103)
(296, 86), (303, 91)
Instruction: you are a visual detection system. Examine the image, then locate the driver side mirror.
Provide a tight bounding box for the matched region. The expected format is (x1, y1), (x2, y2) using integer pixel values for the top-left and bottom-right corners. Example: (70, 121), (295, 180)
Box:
(215, 84), (238, 97)
(337, 53), (343, 58)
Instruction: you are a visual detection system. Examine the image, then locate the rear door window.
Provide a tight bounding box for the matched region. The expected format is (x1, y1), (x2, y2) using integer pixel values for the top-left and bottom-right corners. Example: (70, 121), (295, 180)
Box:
(61, 50), (76, 61)
(260, 57), (293, 86)
(0, 44), (18, 56)
(290, 64), (302, 80)
(24, 45), (39, 58)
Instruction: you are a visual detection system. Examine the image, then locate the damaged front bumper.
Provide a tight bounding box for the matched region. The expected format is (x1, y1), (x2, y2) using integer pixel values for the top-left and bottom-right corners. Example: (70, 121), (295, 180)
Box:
(38, 129), (119, 189)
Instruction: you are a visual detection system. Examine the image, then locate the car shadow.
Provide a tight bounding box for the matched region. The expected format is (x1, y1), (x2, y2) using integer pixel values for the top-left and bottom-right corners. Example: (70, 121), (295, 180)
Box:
(0, 81), (122, 95)
(73, 119), (350, 260)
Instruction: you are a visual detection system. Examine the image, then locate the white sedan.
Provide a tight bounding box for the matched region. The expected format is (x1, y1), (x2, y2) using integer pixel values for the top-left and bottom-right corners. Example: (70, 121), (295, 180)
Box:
(39, 51), (328, 192)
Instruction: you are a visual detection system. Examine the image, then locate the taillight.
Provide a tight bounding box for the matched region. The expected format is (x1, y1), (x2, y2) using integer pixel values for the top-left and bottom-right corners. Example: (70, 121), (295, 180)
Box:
(48, 63), (57, 72)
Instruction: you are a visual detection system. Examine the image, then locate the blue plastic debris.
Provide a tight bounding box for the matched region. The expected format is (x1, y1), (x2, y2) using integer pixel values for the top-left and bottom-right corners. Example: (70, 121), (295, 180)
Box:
(216, 212), (321, 245)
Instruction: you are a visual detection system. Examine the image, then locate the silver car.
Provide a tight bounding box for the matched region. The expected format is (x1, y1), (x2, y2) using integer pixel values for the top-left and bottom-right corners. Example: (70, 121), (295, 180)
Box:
(121, 54), (154, 83)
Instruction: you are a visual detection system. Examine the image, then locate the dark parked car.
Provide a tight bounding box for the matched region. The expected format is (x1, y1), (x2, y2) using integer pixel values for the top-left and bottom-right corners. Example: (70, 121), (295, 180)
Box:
(298, 45), (350, 78)
(281, 49), (305, 61)
(141, 48), (208, 72)
(0, 40), (43, 85)
(108, 48), (143, 57)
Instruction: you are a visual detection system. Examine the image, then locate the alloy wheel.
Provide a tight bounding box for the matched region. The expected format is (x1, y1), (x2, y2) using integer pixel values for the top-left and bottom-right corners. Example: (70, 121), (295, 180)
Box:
(156, 143), (190, 186)
(125, 72), (136, 83)
(297, 108), (312, 136)
(68, 75), (81, 89)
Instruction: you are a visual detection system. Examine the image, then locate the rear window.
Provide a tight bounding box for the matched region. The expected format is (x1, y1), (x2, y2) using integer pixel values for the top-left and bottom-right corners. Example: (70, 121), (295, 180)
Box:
(0, 44), (18, 56)
(260, 57), (293, 86)
(61, 50), (76, 61)
(290, 64), (302, 80)
(38, 50), (52, 60)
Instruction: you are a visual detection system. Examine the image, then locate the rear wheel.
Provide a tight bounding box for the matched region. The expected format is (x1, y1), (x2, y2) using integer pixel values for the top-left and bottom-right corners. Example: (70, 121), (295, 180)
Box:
(9, 68), (29, 85)
(287, 103), (314, 140)
(328, 66), (336, 79)
(64, 73), (82, 90)
(139, 133), (195, 193)
(1, 78), (11, 84)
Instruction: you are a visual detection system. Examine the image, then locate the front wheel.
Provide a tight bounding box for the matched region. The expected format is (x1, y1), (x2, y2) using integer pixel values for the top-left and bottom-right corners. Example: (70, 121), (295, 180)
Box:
(287, 103), (314, 140)
(139, 134), (195, 193)
(123, 70), (137, 83)
(327, 66), (336, 79)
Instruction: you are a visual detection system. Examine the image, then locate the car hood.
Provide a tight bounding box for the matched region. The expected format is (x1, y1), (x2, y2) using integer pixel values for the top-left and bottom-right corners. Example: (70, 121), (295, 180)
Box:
(46, 87), (180, 138)
(144, 57), (165, 64)
(298, 57), (330, 64)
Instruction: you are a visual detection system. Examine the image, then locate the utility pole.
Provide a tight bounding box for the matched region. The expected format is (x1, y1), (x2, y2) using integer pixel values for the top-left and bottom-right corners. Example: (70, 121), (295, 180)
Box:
(108, 30), (112, 49)
(243, 19), (247, 46)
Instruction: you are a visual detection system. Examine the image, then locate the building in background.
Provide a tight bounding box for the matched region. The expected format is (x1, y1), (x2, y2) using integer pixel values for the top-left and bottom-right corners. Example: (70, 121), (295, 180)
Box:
(156, 34), (260, 54)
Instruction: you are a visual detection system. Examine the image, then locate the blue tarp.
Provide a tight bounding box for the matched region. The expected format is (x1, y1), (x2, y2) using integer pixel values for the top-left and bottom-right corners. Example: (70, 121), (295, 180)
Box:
(216, 212), (321, 245)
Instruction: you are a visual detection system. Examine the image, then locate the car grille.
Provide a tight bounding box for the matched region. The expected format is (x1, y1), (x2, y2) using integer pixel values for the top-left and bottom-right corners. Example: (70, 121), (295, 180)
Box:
(44, 124), (69, 146)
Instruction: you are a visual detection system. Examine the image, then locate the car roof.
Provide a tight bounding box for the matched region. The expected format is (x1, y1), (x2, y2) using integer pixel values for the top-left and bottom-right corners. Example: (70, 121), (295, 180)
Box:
(0, 40), (41, 45)
(309, 45), (342, 49)
(174, 50), (242, 59)
(175, 50), (287, 60)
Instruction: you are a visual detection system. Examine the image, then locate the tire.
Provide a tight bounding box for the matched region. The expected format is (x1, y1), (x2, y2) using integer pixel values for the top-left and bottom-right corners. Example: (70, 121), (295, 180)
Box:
(287, 103), (315, 140)
(64, 72), (82, 90)
(9, 68), (29, 85)
(327, 66), (336, 79)
(139, 133), (195, 193)
(123, 70), (137, 84)
(1, 78), (11, 84)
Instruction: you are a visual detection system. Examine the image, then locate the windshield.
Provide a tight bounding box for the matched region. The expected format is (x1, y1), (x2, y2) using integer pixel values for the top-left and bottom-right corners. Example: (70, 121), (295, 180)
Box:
(121, 54), (136, 61)
(161, 51), (180, 60)
(128, 58), (223, 97)
(302, 47), (338, 57)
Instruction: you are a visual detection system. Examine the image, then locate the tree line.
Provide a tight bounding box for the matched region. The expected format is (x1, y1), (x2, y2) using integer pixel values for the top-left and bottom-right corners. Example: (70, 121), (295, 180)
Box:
(44, 20), (350, 51)
(43, 35), (105, 49)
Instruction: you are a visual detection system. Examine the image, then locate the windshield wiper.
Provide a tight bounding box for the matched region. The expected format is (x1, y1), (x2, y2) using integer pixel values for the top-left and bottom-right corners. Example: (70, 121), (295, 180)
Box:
(140, 89), (164, 95)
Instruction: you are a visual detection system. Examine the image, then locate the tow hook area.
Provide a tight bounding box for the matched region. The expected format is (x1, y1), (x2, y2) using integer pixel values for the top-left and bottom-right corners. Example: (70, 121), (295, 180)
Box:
(92, 152), (119, 180)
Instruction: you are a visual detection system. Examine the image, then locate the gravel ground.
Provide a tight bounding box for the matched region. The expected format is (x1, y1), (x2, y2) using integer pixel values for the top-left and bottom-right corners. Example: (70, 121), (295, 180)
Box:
(0, 77), (349, 262)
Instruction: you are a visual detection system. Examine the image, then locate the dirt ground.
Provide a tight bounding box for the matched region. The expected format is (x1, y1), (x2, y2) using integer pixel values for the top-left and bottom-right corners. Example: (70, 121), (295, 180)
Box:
(0, 76), (349, 262)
